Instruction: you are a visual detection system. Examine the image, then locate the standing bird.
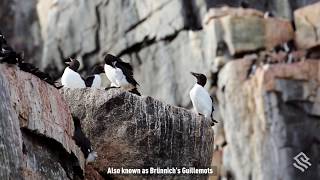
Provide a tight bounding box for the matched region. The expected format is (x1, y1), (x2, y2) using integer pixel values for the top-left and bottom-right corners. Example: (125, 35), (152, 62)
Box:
(189, 72), (218, 125)
(72, 117), (97, 164)
(103, 54), (140, 95)
(61, 58), (86, 89)
(84, 65), (105, 88)
(240, 1), (249, 8)
(0, 33), (22, 64)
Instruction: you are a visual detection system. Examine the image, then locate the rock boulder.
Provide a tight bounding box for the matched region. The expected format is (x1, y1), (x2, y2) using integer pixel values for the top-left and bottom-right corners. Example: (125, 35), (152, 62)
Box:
(0, 64), (84, 179)
(294, 2), (320, 49)
(217, 60), (320, 180)
(62, 88), (215, 179)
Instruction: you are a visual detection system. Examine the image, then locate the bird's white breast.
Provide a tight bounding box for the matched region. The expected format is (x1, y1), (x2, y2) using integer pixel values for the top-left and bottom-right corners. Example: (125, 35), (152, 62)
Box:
(61, 67), (85, 89)
(104, 64), (131, 89)
(91, 75), (102, 88)
(189, 84), (212, 117)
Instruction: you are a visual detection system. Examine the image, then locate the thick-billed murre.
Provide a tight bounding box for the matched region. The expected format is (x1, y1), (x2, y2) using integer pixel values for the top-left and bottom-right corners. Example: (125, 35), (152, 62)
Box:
(189, 72), (218, 125)
(0, 31), (62, 89)
(72, 117), (97, 164)
(0, 32), (22, 64)
(84, 65), (104, 88)
(103, 54), (140, 95)
(61, 58), (86, 89)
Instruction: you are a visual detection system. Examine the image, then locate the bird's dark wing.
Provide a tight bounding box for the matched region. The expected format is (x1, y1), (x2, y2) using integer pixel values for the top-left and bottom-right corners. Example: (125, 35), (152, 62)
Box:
(115, 61), (139, 86)
(73, 129), (93, 157)
(72, 117), (93, 157)
(210, 96), (218, 124)
(0, 45), (20, 64)
(210, 96), (215, 112)
(116, 60), (133, 71)
(84, 76), (95, 87)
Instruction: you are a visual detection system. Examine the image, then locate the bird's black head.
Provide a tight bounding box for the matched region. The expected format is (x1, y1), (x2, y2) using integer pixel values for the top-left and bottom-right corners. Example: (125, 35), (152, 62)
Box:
(0, 32), (6, 45)
(91, 65), (105, 74)
(103, 53), (117, 67)
(65, 58), (80, 71)
(191, 72), (207, 87)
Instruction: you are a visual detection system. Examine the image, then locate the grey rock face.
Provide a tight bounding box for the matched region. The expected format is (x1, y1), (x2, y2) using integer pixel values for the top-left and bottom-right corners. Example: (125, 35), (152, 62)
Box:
(294, 2), (320, 49)
(217, 59), (320, 180)
(38, 0), (317, 77)
(0, 64), (84, 179)
(62, 88), (215, 179)
(0, 0), (42, 64)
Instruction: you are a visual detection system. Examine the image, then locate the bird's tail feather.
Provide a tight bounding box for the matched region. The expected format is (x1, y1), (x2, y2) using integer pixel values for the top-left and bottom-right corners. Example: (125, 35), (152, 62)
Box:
(129, 88), (141, 96)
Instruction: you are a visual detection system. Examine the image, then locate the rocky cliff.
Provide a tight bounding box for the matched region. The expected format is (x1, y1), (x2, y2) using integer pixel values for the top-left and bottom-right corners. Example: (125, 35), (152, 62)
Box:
(62, 88), (214, 179)
(218, 59), (320, 180)
(0, 64), (214, 179)
(0, 64), (84, 179)
(1, 0), (320, 180)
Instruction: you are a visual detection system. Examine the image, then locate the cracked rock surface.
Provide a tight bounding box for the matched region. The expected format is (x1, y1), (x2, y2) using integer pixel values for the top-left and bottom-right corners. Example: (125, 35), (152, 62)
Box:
(62, 88), (214, 180)
(218, 60), (320, 180)
(0, 64), (84, 179)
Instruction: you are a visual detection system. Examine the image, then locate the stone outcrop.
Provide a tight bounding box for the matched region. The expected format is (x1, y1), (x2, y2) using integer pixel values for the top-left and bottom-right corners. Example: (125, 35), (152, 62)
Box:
(203, 7), (294, 57)
(2, 1), (320, 180)
(0, 64), (84, 179)
(0, 0), (42, 64)
(217, 59), (320, 180)
(294, 2), (320, 49)
(62, 88), (214, 180)
(0, 63), (215, 179)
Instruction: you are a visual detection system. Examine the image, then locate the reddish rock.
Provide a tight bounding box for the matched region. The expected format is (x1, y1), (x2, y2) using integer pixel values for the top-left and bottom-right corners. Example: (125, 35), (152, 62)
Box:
(85, 165), (104, 180)
(0, 64), (84, 179)
(218, 59), (320, 180)
(294, 2), (320, 49)
(204, 7), (294, 56)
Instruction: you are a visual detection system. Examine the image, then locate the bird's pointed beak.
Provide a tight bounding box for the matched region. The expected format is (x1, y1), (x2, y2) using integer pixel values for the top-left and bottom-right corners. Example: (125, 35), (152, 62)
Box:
(65, 58), (73, 65)
(190, 72), (198, 77)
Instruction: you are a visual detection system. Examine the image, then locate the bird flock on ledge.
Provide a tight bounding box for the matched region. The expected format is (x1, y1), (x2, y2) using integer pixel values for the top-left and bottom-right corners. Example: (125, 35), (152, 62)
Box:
(0, 31), (217, 165)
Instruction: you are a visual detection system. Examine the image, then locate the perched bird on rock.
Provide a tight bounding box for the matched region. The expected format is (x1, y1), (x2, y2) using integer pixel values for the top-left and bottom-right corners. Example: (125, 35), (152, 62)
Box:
(190, 72), (217, 125)
(61, 58), (86, 89)
(0, 32), (22, 64)
(84, 65), (105, 88)
(72, 117), (97, 164)
(263, 11), (274, 18)
(103, 53), (140, 95)
(240, 1), (249, 8)
(18, 58), (63, 89)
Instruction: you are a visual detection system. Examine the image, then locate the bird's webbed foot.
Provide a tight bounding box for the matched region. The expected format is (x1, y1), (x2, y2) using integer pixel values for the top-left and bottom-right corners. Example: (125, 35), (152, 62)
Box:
(105, 86), (120, 91)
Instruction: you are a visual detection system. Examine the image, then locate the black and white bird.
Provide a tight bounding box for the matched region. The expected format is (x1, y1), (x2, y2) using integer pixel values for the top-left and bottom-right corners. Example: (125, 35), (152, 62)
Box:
(0, 32), (22, 64)
(263, 11), (274, 19)
(84, 65), (105, 88)
(103, 54), (140, 95)
(240, 1), (249, 8)
(72, 117), (97, 164)
(0, 32), (62, 89)
(189, 72), (218, 125)
(61, 58), (86, 89)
